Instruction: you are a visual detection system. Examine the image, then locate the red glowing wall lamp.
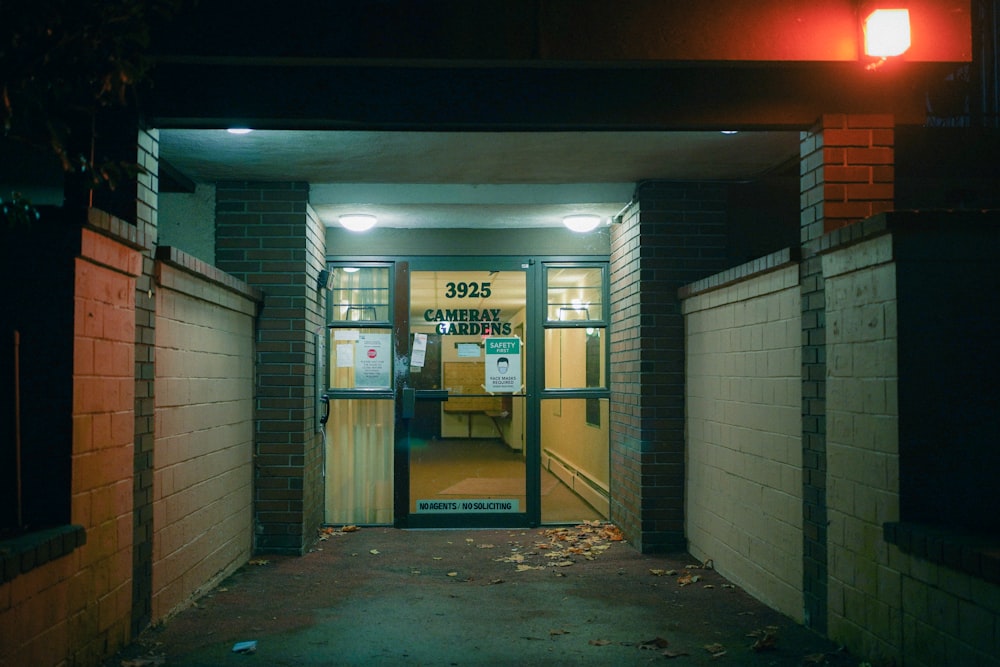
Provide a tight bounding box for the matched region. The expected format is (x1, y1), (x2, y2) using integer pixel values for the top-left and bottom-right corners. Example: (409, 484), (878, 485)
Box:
(864, 8), (911, 57)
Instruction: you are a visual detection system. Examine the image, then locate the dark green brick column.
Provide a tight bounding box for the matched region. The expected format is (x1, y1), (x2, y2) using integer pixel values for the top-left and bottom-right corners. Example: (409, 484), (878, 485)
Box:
(609, 181), (728, 553)
(215, 182), (327, 554)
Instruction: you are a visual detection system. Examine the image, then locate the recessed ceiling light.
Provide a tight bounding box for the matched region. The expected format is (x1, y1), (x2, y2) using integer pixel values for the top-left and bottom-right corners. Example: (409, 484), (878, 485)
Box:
(721, 130), (739, 135)
(227, 127), (253, 135)
(562, 214), (602, 233)
(339, 214), (378, 232)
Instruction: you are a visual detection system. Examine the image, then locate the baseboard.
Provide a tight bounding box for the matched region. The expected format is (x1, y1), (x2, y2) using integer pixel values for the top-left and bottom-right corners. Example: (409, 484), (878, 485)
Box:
(542, 449), (610, 517)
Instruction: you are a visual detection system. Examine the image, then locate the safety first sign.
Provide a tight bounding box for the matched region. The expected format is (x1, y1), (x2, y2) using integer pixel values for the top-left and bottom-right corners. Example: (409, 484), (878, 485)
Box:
(484, 337), (521, 393)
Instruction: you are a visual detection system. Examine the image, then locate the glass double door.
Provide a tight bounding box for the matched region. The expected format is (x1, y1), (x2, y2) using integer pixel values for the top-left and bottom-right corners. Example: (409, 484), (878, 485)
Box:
(323, 257), (610, 528)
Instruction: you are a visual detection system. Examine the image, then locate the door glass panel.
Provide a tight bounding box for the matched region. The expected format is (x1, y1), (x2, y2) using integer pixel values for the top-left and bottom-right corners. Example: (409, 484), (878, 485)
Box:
(408, 270), (527, 516)
(329, 327), (393, 390)
(328, 266), (390, 323)
(546, 266), (604, 322)
(325, 399), (394, 524)
(541, 398), (610, 523)
(544, 327), (606, 389)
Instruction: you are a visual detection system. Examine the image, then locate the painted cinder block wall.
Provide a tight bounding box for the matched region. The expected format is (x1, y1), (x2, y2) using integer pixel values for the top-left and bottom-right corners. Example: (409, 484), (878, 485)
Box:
(682, 256), (804, 621)
(821, 215), (1000, 666)
(1, 214), (143, 666)
(678, 111), (1000, 664)
(151, 249), (260, 620)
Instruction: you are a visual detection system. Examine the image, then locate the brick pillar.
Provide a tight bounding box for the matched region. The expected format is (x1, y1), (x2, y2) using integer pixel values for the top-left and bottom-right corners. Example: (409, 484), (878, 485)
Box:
(215, 182), (326, 554)
(609, 181), (728, 553)
(798, 114), (894, 631)
(131, 127), (159, 636)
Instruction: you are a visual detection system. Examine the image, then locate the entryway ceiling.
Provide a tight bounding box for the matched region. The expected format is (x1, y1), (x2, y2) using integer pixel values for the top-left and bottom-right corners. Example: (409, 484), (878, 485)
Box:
(159, 129), (800, 229)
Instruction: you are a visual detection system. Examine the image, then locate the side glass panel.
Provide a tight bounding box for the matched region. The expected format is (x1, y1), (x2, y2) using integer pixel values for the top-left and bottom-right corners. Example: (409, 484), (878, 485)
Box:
(328, 266), (390, 323)
(546, 266), (604, 322)
(540, 398), (610, 523)
(329, 327), (393, 390)
(544, 327), (606, 389)
(324, 264), (394, 525)
(541, 263), (610, 524)
(325, 399), (394, 524)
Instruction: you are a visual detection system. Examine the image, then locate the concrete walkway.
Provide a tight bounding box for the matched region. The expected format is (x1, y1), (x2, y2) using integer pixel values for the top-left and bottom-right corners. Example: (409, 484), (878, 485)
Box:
(106, 525), (857, 666)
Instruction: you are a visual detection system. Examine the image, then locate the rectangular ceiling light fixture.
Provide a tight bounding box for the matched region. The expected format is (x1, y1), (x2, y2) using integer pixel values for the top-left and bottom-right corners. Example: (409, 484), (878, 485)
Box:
(864, 9), (911, 57)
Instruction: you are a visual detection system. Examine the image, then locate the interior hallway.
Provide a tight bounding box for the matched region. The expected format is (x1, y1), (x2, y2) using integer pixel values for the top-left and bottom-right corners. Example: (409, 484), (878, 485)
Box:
(409, 438), (604, 523)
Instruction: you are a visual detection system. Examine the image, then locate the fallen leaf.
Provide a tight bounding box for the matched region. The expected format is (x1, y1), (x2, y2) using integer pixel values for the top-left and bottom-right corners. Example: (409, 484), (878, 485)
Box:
(649, 569), (667, 576)
(721, 584), (735, 589)
(589, 639), (612, 646)
(447, 571), (458, 577)
(488, 578), (505, 585)
(663, 649), (690, 658)
(433, 556), (443, 560)
(638, 637), (671, 650)
(704, 642), (726, 656)
(515, 564), (544, 571)
(121, 657), (165, 667)
(247, 558), (269, 566)
(703, 584), (715, 589)
(748, 626), (779, 652)
(677, 573), (701, 586)
(369, 549), (380, 555)
(549, 560), (574, 567)
(342, 525), (360, 532)
(477, 544), (495, 549)
(549, 628), (570, 636)
(495, 554), (524, 563)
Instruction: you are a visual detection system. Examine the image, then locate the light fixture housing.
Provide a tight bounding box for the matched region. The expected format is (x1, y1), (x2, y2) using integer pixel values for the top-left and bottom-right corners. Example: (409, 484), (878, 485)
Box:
(864, 9), (911, 57)
(226, 127), (253, 135)
(339, 214), (378, 232)
(562, 214), (602, 233)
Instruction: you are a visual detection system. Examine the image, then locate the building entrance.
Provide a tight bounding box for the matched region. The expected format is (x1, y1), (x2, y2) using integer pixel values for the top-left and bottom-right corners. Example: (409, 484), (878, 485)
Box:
(322, 257), (610, 528)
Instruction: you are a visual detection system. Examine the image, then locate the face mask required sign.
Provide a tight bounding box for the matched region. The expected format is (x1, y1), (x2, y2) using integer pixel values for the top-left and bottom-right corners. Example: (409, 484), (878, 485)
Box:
(415, 499), (520, 513)
(484, 337), (521, 393)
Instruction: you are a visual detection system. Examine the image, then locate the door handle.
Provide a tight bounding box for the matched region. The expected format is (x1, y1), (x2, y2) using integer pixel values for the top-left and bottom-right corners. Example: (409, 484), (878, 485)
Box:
(415, 389), (450, 401)
(402, 387), (416, 418)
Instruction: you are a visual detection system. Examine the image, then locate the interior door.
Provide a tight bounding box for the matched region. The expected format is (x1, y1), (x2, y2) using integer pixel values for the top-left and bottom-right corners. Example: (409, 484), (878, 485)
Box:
(403, 262), (534, 528)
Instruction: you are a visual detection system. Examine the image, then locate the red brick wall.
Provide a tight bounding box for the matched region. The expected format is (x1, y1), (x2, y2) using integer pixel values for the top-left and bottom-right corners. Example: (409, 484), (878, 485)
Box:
(0, 224), (142, 666)
(800, 114), (895, 239)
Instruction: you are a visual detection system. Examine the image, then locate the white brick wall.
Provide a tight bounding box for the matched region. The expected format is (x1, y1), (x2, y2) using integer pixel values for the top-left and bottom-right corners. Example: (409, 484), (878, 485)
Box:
(824, 234), (902, 660)
(824, 233), (1000, 666)
(152, 262), (256, 621)
(684, 264), (803, 620)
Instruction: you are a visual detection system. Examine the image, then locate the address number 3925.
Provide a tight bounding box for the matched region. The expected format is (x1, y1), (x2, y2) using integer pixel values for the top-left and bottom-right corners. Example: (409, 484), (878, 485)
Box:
(444, 282), (492, 298)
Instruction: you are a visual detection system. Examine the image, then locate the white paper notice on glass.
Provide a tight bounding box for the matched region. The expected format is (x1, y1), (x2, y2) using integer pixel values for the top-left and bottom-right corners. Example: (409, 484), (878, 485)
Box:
(355, 333), (391, 388)
(457, 343), (481, 358)
(334, 329), (360, 341)
(411, 333), (428, 368)
(336, 342), (354, 368)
